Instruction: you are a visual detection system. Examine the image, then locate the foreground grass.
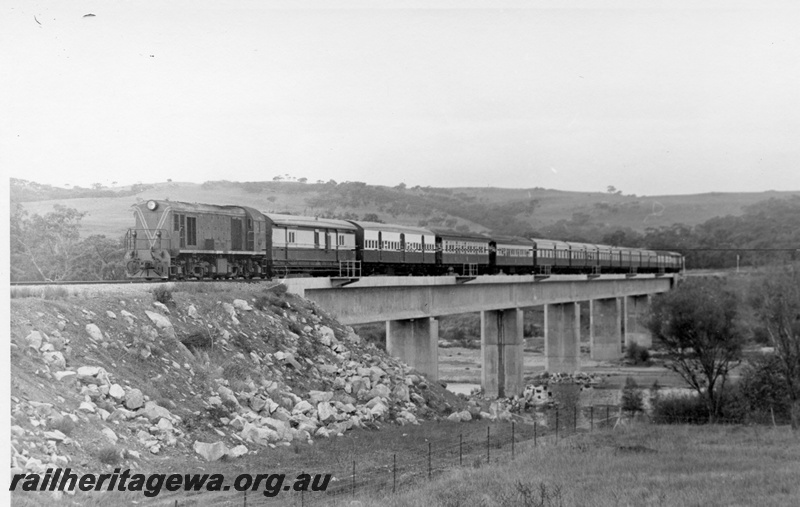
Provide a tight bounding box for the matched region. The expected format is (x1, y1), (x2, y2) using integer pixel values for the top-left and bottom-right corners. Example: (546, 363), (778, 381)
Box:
(360, 424), (800, 507)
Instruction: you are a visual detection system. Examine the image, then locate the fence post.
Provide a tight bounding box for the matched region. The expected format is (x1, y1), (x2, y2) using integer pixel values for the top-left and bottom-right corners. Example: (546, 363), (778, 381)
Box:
(574, 406), (577, 433)
(428, 442), (432, 481)
(487, 426), (490, 464)
(393, 453), (397, 494)
(459, 433), (463, 465)
(511, 421), (515, 459)
(590, 406), (594, 432)
(534, 420), (537, 447)
(352, 460), (355, 497)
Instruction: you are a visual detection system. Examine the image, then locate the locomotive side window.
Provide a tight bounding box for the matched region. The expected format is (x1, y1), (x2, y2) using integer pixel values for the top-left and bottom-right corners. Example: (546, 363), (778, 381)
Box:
(186, 217), (197, 246)
(173, 215), (180, 232)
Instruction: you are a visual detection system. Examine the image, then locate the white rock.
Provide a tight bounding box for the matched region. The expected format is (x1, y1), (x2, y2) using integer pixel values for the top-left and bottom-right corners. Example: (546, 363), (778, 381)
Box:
(79, 401), (96, 413)
(227, 444), (249, 458)
(101, 427), (118, 443)
(187, 305), (199, 319)
(26, 331), (44, 350)
(292, 400), (314, 415)
(144, 311), (172, 331)
(152, 301), (171, 313)
(233, 299), (252, 311)
(85, 324), (104, 342)
(77, 365), (101, 378)
(317, 402), (337, 422)
(106, 311), (117, 319)
(43, 430), (67, 441)
(108, 384), (125, 399)
(124, 388), (144, 410)
(43, 351), (66, 369)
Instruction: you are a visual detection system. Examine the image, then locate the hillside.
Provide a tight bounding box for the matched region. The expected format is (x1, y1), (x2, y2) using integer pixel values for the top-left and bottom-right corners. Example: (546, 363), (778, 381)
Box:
(14, 178), (800, 240)
(10, 282), (478, 503)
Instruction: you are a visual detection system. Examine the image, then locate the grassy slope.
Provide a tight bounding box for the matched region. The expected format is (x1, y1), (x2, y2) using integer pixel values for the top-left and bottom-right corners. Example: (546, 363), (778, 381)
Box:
(18, 181), (800, 239)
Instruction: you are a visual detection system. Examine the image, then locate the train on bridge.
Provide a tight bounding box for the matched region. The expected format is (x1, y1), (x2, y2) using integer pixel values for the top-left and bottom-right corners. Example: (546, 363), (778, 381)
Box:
(124, 200), (683, 280)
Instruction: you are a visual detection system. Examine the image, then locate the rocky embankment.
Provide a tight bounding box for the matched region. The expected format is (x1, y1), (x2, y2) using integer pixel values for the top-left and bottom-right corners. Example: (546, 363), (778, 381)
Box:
(9, 284), (472, 475)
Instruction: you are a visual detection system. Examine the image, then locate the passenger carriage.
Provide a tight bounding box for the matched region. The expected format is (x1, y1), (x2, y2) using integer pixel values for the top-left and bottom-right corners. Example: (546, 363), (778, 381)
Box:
(433, 230), (491, 276)
(531, 238), (570, 274)
(348, 221), (436, 275)
(266, 214), (357, 276)
(490, 236), (534, 274)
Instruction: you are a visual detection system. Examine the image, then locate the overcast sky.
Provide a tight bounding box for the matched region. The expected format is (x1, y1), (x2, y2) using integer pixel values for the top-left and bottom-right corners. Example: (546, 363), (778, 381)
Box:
(3, 0), (799, 195)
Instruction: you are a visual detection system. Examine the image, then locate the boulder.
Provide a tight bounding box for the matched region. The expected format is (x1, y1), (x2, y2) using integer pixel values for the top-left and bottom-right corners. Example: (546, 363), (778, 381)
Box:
(106, 311), (117, 319)
(124, 389), (145, 410)
(144, 311), (172, 332)
(292, 400), (314, 415)
(109, 384), (125, 400)
(85, 324), (104, 342)
(101, 427), (118, 443)
(152, 302), (170, 314)
(227, 445), (249, 458)
(318, 326), (336, 346)
(42, 351), (66, 369)
(317, 402), (336, 422)
(140, 401), (173, 422)
(233, 299), (252, 311)
(194, 441), (228, 462)
(26, 331), (44, 350)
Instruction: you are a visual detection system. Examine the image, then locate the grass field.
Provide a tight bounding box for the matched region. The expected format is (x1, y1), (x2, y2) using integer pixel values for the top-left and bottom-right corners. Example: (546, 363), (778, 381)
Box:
(364, 423), (800, 507)
(12, 422), (798, 506)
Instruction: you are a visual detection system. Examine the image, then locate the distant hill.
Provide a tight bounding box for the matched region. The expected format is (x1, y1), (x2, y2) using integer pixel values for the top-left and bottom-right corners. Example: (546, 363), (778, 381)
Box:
(12, 178), (800, 240)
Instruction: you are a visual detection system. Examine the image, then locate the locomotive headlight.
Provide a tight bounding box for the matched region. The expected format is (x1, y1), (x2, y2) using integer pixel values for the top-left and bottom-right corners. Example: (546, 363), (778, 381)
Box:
(147, 200), (158, 211)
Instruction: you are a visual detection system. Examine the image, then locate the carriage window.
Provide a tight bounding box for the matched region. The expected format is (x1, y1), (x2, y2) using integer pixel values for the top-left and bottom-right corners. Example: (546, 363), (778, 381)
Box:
(338, 235), (345, 246)
(186, 217), (197, 246)
(288, 231), (296, 243)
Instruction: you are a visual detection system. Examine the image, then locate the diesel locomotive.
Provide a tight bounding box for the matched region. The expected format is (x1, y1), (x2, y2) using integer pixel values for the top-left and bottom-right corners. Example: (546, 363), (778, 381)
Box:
(124, 199), (683, 280)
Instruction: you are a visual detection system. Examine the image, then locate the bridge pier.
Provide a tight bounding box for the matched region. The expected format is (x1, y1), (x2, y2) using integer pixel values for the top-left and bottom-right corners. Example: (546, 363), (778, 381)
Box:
(545, 302), (581, 373)
(624, 295), (653, 348)
(386, 318), (439, 381)
(480, 309), (524, 398)
(590, 298), (622, 360)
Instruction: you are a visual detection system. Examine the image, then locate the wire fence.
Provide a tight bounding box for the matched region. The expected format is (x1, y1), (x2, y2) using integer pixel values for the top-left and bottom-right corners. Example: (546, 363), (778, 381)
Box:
(151, 402), (792, 507)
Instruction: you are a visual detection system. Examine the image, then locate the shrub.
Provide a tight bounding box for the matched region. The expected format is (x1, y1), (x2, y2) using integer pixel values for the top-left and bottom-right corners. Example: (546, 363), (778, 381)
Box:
(625, 342), (650, 365)
(269, 283), (288, 295)
(49, 416), (76, 436)
(736, 355), (793, 424)
(181, 330), (214, 350)
(621, 377), (644, 415)
(96, 446), (122, 465)
(652, 394), (709, 424)
(152, 285), (174, 306)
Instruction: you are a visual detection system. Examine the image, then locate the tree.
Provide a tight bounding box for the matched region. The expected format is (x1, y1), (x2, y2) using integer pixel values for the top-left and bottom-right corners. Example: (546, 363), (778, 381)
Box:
(361, 213), (382, 223)
(750, 264), (800, 429)
(10, 204), (87, 281)
(645, 278), (744, 421)
(71, 235), (127, 281)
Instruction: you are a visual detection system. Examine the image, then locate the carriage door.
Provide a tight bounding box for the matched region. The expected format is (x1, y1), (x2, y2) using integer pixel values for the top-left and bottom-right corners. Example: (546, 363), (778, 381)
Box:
(174, 214), (186, 248)
(324, 229), (331, 252)
(378, 231), (383, 261)
(400, 233), (406, 262)
(231, 218), (243, 250)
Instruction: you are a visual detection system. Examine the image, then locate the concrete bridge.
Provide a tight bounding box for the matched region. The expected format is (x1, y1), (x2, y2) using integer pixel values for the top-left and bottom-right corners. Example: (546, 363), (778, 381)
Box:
(284, 274), (676, 398)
